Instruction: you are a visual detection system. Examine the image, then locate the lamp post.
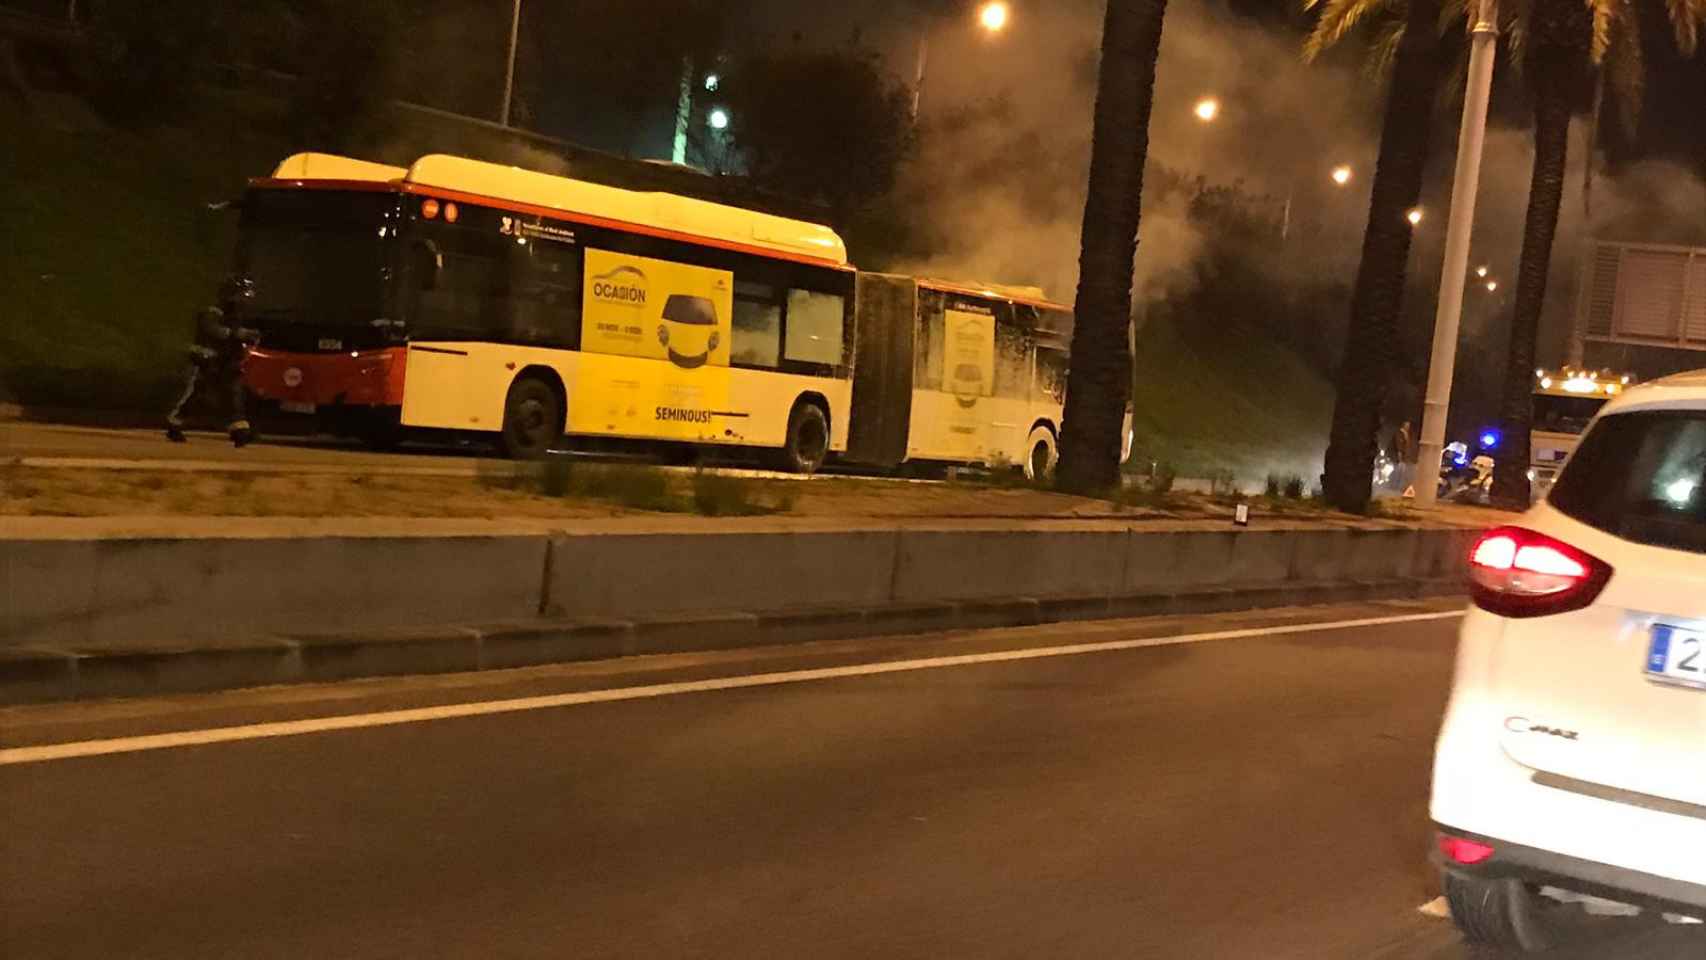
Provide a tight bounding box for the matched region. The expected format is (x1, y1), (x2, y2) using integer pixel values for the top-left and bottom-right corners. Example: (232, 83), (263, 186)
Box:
(500, 0), (523, 126)
(1415, 0), (1499, 507)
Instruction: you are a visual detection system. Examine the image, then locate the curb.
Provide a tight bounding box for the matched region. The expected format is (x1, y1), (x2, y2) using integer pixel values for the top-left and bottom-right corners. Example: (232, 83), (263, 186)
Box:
(0, 579), (1465, 705)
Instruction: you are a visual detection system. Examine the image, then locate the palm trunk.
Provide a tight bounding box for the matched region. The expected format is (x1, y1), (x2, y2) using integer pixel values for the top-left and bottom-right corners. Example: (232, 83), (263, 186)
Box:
(1320, 0), (1445, 513)
(1056, 0), (1168, 495)
(1491, 91), (1572, 506)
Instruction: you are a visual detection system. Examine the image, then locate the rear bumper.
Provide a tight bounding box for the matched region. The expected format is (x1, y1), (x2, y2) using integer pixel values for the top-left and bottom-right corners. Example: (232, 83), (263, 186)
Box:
(1435, 824), (1706, 915)
(243, 347), (406, 408)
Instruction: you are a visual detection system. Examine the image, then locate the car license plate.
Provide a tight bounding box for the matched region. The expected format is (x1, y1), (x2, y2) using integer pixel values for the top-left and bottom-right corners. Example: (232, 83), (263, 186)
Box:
(1647, 625), (1706, 689)
(280, 401), (317, 415)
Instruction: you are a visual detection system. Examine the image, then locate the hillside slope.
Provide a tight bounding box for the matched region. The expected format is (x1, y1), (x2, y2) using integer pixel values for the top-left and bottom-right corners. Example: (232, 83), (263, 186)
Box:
(1127, 310), (1334, 483)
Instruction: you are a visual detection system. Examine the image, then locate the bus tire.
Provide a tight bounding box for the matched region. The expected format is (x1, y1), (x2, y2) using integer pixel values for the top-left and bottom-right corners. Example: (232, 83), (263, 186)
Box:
(1023, 424), (1058, 482)
(778, 402), (829, 475)
(500, 376), (564, 460)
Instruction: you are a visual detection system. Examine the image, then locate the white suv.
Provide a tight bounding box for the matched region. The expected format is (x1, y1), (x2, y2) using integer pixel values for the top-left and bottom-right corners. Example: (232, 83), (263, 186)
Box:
(1432, 373), (1706, 951)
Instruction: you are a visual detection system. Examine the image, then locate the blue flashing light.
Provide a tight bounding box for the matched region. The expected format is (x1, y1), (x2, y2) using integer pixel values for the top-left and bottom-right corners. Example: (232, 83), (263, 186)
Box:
(1479, 430), (1501, 450)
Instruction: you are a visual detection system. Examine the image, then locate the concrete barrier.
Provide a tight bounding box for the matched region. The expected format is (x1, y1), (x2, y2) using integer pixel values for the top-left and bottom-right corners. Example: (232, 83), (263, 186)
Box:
(0, 522), (1479, 703)
(1, 536), (547, 651)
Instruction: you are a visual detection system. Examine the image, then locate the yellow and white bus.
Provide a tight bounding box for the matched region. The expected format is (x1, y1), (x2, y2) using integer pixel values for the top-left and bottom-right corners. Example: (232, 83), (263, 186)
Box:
(238, 152), (1111, 476)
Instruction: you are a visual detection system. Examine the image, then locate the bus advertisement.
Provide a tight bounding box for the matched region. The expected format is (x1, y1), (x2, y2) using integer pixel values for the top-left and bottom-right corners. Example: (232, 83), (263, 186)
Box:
(236, 152), (1127, 478)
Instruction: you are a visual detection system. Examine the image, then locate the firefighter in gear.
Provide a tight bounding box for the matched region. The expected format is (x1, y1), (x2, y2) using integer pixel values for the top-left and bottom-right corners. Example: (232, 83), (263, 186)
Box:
(165, 281), (259, 446)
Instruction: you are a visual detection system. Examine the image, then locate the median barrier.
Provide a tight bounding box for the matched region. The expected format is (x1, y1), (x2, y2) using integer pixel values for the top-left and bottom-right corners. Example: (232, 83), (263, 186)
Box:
(544, 530), (897, 618)
(0, 523), (1477, 703)
(892, 529), (1129, 602)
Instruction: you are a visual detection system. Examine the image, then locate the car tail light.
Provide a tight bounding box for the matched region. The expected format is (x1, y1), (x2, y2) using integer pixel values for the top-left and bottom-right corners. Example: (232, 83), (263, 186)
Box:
(1468, 526), (1613, 618)
(1438, 833), (1496, 866)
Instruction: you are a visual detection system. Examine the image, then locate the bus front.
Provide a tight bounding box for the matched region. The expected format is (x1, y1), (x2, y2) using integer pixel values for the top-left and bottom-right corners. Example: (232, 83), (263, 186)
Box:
(1531, 368), (1632, 496)
(236, 169), (409, 445)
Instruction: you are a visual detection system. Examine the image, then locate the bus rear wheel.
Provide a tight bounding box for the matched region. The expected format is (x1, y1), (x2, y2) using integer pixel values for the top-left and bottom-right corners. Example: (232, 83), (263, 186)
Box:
(1024, 425), (1058, 482)
(500, 376), (563, 460)
(777, 403), (829, 475)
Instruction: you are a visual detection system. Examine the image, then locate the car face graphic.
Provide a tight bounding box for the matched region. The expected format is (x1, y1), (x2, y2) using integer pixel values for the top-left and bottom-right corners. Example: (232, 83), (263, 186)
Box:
(657, 295), (721, 370)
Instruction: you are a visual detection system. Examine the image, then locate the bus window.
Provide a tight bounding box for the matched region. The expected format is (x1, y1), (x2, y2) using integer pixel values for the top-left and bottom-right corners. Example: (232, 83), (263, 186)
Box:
(785, 289), (846, 367)
(994, 314), (1031, 400)
(413, 247), (510, 341)
(1036, 347), (1068, 405)
(916, 291), (945, 390)
(733, 281), (782, 369)
(510, 240), (582, 348)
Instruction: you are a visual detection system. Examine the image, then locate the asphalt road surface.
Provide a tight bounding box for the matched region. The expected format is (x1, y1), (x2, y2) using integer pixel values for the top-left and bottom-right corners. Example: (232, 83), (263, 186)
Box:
(3, 600), (1701, 958)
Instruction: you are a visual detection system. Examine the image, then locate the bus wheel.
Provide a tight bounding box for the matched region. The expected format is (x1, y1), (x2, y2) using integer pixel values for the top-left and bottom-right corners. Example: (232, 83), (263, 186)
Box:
(1023, 425), (1058, 482)
(778, 403), (829, 475)
(501, 376), (563, 460)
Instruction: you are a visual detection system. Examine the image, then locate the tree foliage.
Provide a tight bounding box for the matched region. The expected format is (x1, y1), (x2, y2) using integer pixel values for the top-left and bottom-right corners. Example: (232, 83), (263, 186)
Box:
(718, 47), (914, 229)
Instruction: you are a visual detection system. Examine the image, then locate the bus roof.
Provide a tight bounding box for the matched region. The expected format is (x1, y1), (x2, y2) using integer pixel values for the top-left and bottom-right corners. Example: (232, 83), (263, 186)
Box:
(261, 152), (849, 269)
(918, 277), (1068, 312)
(1534, 367), (1635, 400)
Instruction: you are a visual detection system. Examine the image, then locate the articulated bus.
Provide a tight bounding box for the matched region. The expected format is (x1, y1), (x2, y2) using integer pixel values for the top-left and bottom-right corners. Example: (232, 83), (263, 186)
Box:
(238, 152), (1119, 476)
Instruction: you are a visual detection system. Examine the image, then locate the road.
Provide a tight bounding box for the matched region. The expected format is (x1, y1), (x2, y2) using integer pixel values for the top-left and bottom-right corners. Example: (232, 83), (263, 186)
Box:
(2, 600), (1700, 958)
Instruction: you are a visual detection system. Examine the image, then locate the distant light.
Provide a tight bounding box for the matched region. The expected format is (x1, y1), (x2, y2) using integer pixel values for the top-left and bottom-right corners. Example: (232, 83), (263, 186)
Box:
(1486, 280), (1499, 292)
(1480, 431), (1500, 450)
(1621, 375), (1632, 384)
(1406, 207), (1424, 226)
(1194, 97), (1220, 122)
(1666, 478), (1698, 506)
(703, 73), (720, 92)
(1476, 265), (1490, 278)
(708, 108), (730, 131)
(979, 1), (1010, 32)
(1535, 368), (1545, 377)
(1330, 164), (1353, 186)
(1541, 377), (1553, 389)
(1562, 377), (1597, 394)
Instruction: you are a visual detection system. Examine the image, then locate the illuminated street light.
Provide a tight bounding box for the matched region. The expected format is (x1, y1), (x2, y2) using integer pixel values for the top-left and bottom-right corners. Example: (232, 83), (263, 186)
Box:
(708, 108), (730, 131)
(704, 73), (720, 92)
(979, 1), (1010, 32)
(1475, 265), (1489, 278)
(1194, 97), (1220, 122)
(1485, 280), (1499, 292)
(1330, 164), (1353, 186)
(1407, 207), (1425, 226)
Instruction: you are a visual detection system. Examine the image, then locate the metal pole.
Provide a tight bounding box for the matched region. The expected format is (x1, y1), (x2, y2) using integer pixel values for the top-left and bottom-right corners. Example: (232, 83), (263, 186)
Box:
(911, 28), (929, 122)
(67, 0), (76, 24)
(671, 57), (694, 165)
(1415, 0), (1498, 507)
(500, 0), (523, 127)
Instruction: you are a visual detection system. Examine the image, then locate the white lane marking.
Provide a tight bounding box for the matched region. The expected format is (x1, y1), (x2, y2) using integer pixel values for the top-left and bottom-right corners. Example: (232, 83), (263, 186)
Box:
(0, 610), (1463, 767)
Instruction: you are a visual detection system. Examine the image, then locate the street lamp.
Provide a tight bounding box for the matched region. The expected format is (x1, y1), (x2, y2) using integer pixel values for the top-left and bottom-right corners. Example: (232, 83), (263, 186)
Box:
(1485, 280), (1499, 293)
(1193, 97), (1220, 122)
(979, 1), (1011, 32)
(1407, 207), (1425, 226)
(1331, 164), (1353, 186)
(708, 108), (731, 131)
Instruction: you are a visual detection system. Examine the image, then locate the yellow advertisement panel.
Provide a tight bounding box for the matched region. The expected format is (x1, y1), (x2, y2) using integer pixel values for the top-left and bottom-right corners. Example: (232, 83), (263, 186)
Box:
(574, 249), (736, 442)
(582, 249), (733, 369)
(938, 307), (996, 459)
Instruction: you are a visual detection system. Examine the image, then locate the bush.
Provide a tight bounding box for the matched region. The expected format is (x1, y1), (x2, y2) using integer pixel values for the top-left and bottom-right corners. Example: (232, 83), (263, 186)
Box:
(691, 469), (773, 517)
(1265, 473), (1283, 498)
(1283, 475), (1307, 500)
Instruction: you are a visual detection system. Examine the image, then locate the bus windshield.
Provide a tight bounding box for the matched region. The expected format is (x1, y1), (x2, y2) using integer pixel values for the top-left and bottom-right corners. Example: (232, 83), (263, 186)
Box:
(1534, 394), (1608, 435)
(237, 190), (394, 327)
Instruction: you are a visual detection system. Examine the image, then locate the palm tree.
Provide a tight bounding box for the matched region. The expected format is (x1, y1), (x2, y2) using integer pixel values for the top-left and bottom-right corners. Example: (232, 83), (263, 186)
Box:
(1309, 0), (1705, 509)
(1307, 0), (1448, 512)
(1491, 0), (1704, 505)
(1056, 0), (1170, 495)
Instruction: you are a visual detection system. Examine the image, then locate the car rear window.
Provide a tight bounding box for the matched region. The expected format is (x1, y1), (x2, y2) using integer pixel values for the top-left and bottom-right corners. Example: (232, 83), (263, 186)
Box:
(1550, 411), (1706, 554)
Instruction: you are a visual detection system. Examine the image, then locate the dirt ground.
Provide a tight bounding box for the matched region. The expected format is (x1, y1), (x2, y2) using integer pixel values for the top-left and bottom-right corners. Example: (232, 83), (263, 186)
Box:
(0, 462), (1510, 527)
